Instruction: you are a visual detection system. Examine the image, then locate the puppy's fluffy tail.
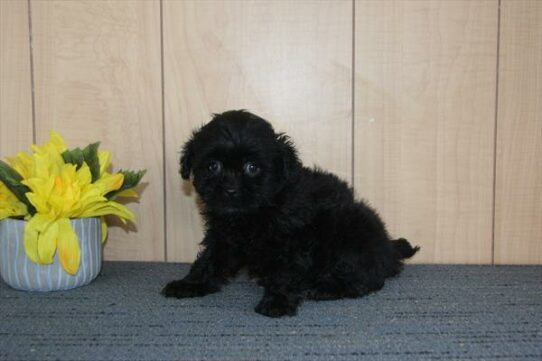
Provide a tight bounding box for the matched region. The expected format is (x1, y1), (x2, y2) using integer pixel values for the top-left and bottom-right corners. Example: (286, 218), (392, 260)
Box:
(392, 238), (420, 259)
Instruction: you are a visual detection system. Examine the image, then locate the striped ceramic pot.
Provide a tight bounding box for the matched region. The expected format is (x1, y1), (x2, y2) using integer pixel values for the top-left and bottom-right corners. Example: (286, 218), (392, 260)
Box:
(0, 217), (102, 292)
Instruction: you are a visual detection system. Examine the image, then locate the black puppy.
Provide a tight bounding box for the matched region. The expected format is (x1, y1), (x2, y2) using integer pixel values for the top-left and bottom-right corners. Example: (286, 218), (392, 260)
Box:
(163, 110), (419, 317)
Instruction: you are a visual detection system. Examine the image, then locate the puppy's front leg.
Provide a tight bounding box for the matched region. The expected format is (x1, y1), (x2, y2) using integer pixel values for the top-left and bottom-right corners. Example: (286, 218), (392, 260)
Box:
(255, 273), (302, 318)
(162, 239), (240, 299)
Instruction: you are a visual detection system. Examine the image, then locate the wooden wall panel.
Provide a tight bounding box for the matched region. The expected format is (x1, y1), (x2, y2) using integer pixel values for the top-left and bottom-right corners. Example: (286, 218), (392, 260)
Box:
(0, 0), (539, 264)
(164, 0), (352, 261)
(354, 0), (498, 264)
(495, 0), (542, 264)
(31, 1), (164, 261)
(0, 1), (33, 157)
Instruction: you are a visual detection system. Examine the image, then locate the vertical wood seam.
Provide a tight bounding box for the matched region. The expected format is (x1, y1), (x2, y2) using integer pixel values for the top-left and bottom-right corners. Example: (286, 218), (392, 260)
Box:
(491, 0), (502, 265)
(351, 0), (356, 188)
(27, 0), (36, 144)
(160, 0), (168, 262)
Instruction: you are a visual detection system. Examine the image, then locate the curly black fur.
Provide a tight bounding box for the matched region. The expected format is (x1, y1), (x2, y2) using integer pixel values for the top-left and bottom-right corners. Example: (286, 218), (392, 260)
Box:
(163, 110), (419, 317)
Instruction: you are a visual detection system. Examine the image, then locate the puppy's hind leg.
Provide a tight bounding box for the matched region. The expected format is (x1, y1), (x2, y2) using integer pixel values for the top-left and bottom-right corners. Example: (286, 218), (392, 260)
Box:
(307, 203), (403, 301)
(305, 258), (375, 301)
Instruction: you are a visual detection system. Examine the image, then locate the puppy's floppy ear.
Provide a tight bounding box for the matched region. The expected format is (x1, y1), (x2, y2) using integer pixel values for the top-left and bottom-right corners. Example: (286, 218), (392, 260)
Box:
(276, 133), (301, 181)
(179, 138), (195, 180)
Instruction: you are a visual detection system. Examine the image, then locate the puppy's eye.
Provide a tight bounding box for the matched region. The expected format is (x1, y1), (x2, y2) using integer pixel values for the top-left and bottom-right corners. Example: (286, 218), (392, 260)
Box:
(208, 160), (223, 175)
(243, 162), (261, 177)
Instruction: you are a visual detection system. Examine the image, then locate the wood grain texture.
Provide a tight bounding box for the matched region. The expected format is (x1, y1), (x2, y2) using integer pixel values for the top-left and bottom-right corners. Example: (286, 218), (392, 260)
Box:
(1, 0), (537, 265)
(0, 0), (33, 158)
(354, 0), (498, 264)
(164, 0), (352, 262)
(495, 0), (542, 265)
(31, 1), (164, 261)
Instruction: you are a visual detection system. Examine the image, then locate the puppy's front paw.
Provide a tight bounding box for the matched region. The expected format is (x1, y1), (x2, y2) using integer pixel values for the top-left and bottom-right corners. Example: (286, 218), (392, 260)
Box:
(162, 280), (215, 298)
(255, 296), (298, 318)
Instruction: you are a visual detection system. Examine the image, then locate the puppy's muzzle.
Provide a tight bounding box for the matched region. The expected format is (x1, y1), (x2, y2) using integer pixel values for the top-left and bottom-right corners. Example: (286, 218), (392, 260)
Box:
(224, 188), (238, 198)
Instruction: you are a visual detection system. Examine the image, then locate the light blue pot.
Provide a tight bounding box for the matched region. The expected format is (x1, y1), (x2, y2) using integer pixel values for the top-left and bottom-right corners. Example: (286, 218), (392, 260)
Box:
(0, 217), (102, 292)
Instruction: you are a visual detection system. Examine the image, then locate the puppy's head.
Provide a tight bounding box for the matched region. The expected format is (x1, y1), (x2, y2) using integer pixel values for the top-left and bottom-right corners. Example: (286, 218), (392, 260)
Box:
(180, 110), (301, 213)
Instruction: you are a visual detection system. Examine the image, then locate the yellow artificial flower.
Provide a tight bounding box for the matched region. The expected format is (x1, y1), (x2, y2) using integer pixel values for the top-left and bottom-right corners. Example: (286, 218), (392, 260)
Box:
(0, 181), (28, 219)
(5, 131), (139, 275)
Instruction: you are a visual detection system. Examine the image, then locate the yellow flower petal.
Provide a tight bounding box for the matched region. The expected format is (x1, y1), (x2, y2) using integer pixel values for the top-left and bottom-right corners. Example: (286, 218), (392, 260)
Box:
(115, 188), (139, 198)
(76, 162), (92, 186)
(37, 221), (59, 264)
(7, 152), (33, 179)
(79, 201), (135, 222)
(0, 181), (28, 219)
(98, 151), (112, 176)
(48, 131), (68, 153)
(24, 177), (55, 214)
(57, 218), (80, 275)
(23, 214), (53, 264)
(30, 130), (67, 156)
(0, 209), (11, 219)
(100, 216), (108, 243)
(92, 173), (124, 195)
(23, 176), (55, 197)
(33, 153), (52, 179)
(24, 219), (41, 264)
(71, 194), (107, 218)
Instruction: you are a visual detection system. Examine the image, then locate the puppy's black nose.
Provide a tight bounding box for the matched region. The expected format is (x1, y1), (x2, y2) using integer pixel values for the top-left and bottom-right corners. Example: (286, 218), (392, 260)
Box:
(224, 188), (238, 197)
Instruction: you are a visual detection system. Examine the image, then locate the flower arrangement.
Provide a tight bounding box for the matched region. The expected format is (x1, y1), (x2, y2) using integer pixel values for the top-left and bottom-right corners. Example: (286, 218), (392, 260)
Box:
(0, 132), (145, 276)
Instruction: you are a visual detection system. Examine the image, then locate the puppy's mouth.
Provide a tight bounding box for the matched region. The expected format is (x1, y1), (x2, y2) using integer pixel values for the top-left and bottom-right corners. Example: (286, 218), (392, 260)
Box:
(206, 203), (252, 215)
(202, 196), (260, 215)
(198, 193), (240, 212)
(214, 205), (245, 214)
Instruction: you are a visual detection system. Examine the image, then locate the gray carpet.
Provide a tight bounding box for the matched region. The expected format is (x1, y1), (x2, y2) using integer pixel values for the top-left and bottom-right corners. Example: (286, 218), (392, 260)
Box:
(0, 263), (541, 361)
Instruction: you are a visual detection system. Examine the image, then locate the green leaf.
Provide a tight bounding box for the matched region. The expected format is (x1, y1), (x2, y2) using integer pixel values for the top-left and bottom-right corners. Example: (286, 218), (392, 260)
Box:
(105, 169), (146, 200)
(0, 160), (36, 215)
(83, 142), (101, 183)
(61, 147), (85, 169)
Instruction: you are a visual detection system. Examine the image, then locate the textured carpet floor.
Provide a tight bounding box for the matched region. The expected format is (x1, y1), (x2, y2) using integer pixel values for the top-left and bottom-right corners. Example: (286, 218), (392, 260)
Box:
(0, 262), (541, 361)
